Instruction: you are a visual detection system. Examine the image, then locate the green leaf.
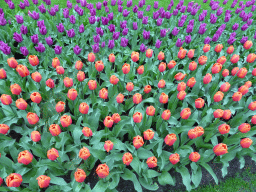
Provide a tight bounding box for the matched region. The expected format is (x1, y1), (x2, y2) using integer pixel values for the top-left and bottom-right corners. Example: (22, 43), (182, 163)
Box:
(139, 177), (159, 191)
(200, 162), (218, 184)
(176, 166), (192, 191)
(191, 166), (202, 188)
(146, 170), (160, 178)
(48, 173), (68, 186)
(130, 156), (141, 175)
(158, 171), (175, 186)
(239, 156), (245, 169)
(121, 168), (142, 192)
(137, 148), (153, 159)
(92, 179), (109, 192)
(108, 174), (120, 190)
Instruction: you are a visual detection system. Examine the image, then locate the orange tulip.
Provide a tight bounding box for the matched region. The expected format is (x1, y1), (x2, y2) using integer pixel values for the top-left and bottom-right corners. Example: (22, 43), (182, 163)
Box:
(169, 153), (180, 165)
(131, 51), (139, 62)
(79, 147), (90, 160)
(161, 109), (171, 120)
(203, 44), (210, 53)
(18, 150), (33, 165)
(6, 173), (23, 187)
(31, 130), (41, 142)
(74, 169), (86, 183)
(187, 49), (195, 59)
(104, 116), (114, 128)
(63, 77), (73, 88)
(88, 80), (97, 90)
(217, 56), (226, 65)
(133, 112), (143, 123)
(143, 129), (154, 140)
(30, 92), (42, 104)
(46, 78), (55, 88)
(137, 65), (144, 75)
(109, 53), (115, 62)
(10, 84), (22, 95)
(158, 79), (166, 88)
(158, 62), (166, 72)
(178, 48), (187, 59)
(220, 82), (230, 92)
(177, 91), (186, 100)
(112, 113), (121, 123)
(214, 44), (223, 53)
(226, 45), (234, 54)
(186, 77), (196, 88)
(0, 94), (12, 105)
(126, 82), (134, 92)
(27, 112), (39, 125)
(88, 52), (95, 62)
(67, 88), (77, 100)
(222, 69), (229, 77)
(60, 115), (72, 127)
(146, 156), (157, 168)
(122, 152), (133, 166)
(189, 61), (197, 71)
(104, 140), (114, 152)
(110, 75), (119, 85)
(55, 101), (65, 113)
(146, 106), (155, 116)
(95, 60), (104, 72)
(248, 101), (256, 111)
(28, 55), (39, 66)
(246, 53), (256, 63)
(180, 108), (191, 119)
(16, 64), (30, 77)
(218, 124), (230, 135)
(82, 127), (93, 137)
(79, 102), (89, 114)
(213, 109), (224, 118)
(77, 71), (85, 82)
(7, 57), (18, 68)
(99, 88), (108, 99)
(240, 138), (253, 148)
(243, 40), (253, 50)
(231, 67), (239, 76)
(251, 115), (256, 124)
(222, 110), (231, 120)
(232, 92), (242, 102)
(75, 60), (83, 70)
(0, 124), (10, 134)
(146, 49), (153, 58)
(195, 98), (205, 108)
(167, 60), (176, 69)
(189, 152), (200, 162)
(133, 135), (144, 149)
(159, 92), (168, 104)
(49, 124), (61, 136)
(116, 93), (124, 103)
(37, 175), (51, 188)
(52, 57), (60, 68)
(211, 63), (222, 74)
(47, 148), (59, 161)
(122, 63), (130, 74)
(0, 68), (7, 79)
(158, 51), (165, 60)
(144, 85), (151, 94)
(238, 85), (248, 95)
(237, 67), (247, 78)
(96, 164), (109, 178)
(238, 123), (251, 133)
(213, 91), (224, 102)
(230, 54), (240, 64)
(174, 72), (186, 81)
(164, 133), (177, 146)
(213, 143), (228, 156)
(198, 55), (207, 65)
(244, 81), (252, 88)
(31, 71), (42, 82)
(56, 66), (65, 74)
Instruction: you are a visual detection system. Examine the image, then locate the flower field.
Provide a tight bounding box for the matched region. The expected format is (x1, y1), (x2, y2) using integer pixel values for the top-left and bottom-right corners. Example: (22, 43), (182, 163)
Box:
(0, 0), (256, 191)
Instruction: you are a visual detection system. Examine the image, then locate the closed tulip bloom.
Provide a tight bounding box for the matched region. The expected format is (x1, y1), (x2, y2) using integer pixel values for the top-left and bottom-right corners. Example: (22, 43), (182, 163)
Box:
(133, 93), (142, 104)
(146, 156), (157, 168)
(0, 124), (10, 134)
(211, 63), (222, 74)
(133, 135), (144, 149)
(67, 88), (77, 100)
(203, 44), (210, 53)
(63, 77), (73, 88)
(15, 98), (28, 110)
(104, 116), (114, 128)
(164, 133), (177, 146)
(133, 112), (143, 123)
(194, 126), (204, 137)
(158, 51), (165, 60)
(31, 71), (42, 82)
(240, 138), (253, 148)
(96, 164), (109, 178)
(143, 129), (154, 140)
(95, 60), (104, 72)
(213, 143), (228, 156)
(37, 175), (51, 188)
(158, 79), (166, 88)
(18, 150), (33, 165)
(60, 115), (72, 127)
(189, 152), (200, 162)
(75, 60), (83, 70)
(144, 85), (152, 94)
(177, 82), (186, 92)
(195, 98), (205, 108)
(226, 45), (234, 54)
(187, 49), (195, 59)
(1, 94), (12, 105)
(46, 79), (55, 88)
(79, 103), (89, 114)
(238, 123), (251, 133)
(131, 51), (139, 62)
(169, 153), (180, 165)
(178, 48), (187, 59)
(244, 81), (252, 88)
(52, 57), (60, 68)
(158, 62), (166, 72)
(218, 124), (230, 134)
(247, 53), (256, 63)
(231, 67), (239, 76)
(217, 56), (226, 65)
(146, 49), (153, 58)
(31, 130), (41, 142)
(16, 64), (30, 77)
(79, 147), (90, 160)
(214, 44), (223, 53)
(252, 69), (256, 77)
(122, 63), (130, 74)
(222, 110), (231, 120)
(174, 72), (186, 81)
(214, 91), (224, 102)
(238, 85), (248, 95)
(187, 77), (196, 88)
(7, 57), (18, 68)
(180, 108), (191, 119)
(252, 115), (256, 124)
(30, 92), (42, 104)
(222, 69), (229, 77)
(112, 113), (121, 124)
(159, 92), (168, 104)
(49, 124), (61, 136)
(198, 56), (208, 65)
(55, 101), (65, 113)
(110, 75), (119, 85)
(188, 129), (198, 139)
(104, 140), (114, 152)
(74, 169), (86, 183)
(177, 91), (186, 100)
(99, 88), (108, 100)
(146, 106), (155, 116)
(232, 92), (242, 102)
(28, 55), (39, 66)
(189, 61), (197, 71)
(237, 67), (247, 78)
(203, 73), (212, 84)
(88, 80), (97, 90)
(213, 109), (224, 118)
(126, 82), (134, 92)
(122, 152), (133, 166)
(167, 60), (176, 69)
(88, 53), (95, 62)
(27, 112), (39, 125)
(243, 40), (253, 50)
(162, 109), (171, 120)
(47, 148), (59, 161)
(6, 173), (23, 187)
(77, 71), (85, 82)
(248, 101), (256, 111)
(10, 84), (22, 95)
(109, 53), (115, 63)
(56, 66), (64, 75)
(137, 65), (144, 75)
(0, 68), (7, 79)
(116, 93), (124, 103)
(230, 54), (240, 64)
(82, 127), (93, 137)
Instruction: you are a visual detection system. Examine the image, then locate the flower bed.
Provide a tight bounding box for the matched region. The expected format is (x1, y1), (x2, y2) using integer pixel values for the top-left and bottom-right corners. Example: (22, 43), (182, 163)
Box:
(0, 0), (256, 191)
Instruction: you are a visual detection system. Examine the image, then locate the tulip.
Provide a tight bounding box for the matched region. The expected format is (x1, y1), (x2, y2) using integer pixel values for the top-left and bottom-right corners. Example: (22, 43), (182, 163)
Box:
(189, 61), (197, 71)
(46, 79), (55, 88)
(74, 169), (86, 183)
(55, 101), (65, 113)
(116, 93), (124, 103)
(211, 63), (222, 74)
(75, 61), (83, 70)
(56, 66), (64, 75)
(133, 112), (143, 123)
(222, 69), (229, 77)
(88, 80), (97, 90)
(104, 140), (114, 152)
(198, 55), (207, 65)
(16, 64), (30, 77)
(158, 51), (165, 60)
(131, 52), (139, 62)
(144, 85), (151, 94)
(232, 92), (242, 102)
(6, 173), (23, 187)
(122, 63), (130, 74)
(214, 91), (224, 102)
(237, 67), (247, 78)
(243, 40), (253, 50)
(230, 54), (240, 64)
(180, 108), (191, 119)
(231, 67), (239, 76)
(187, 77), (196, 88)
(174, 72), (186, 81)
(95, 61), (104, 72)
(27, 112), (39, 125)
(18, 150), (33, 165)
(146, 49), (153, 58)
(238, 123), (251, 133)
(247, 53), (256, 63)
(10, 84), (22, 95)
(126, 82), (134, 92)
(47, 148), (59, 161)
(146, 156), (157, 168)
(0, 124), (10, 134)
(31, 130), (41, 142)
(52, 57), (60, 68)
(28, 55), (39, 66)
(238, 85), (248, 95)
(37, 175), (51, 188)
(189, 152), (200, 162)
(79, 147), (90, 160)
(240, 138), (253, 148)
(217, 56), (226, 65)
(195, 98), (205, 108)
(122, 152), (133, 166)
(214, 44), (223, 53)
(104, 116), (114, 128)
(96, 164), (109, 178)
(167, 60), (176, 69)
(213, 109), (224, 118)
(146, 106), (155, 116)
(226, 45), (234, 54)
(133, 135), (144, 149)
(251, 115), (256, 124)
(177, 91), (186, 100)
(222, 110), (231, 120)
(161, 110), (171, 120)
(248, 101), (256, 111)
(143, 129), (154, 140)
(159, 93), (168, 104)
(31, 72), (42, 82)
(213, 143), (228, 156)
(169, 153), (180, 165)
(137, 65), (144, 75)
(82, 127), (93, 137)
(99, 88), (108, 100)
(67, 88), (77, 101)
(178, 48), (187, 59)
(76, 71), (85, 82)
(203, 44), (210, 52)
(88, 53), (95, 62)
(218, 123), (230, 134)
(244, 81), (252, 88)
(30, 92), (42, 104)
(158, 79), (166, 88)
(7, 57), (18, 68)
(111, 113), (121, 124)
(164, 133), (177, 146)
(158, 62), (166, 72)
(60, 115), (72, 127)
(0, 68), (7, 79)
(49, 124), (61, 136)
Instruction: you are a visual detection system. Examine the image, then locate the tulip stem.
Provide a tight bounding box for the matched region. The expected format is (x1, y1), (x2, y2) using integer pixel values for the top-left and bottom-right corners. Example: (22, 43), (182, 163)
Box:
(9, 105), (16, 115)
(133, 104), (137, 115)
(124, 74), (126, 85)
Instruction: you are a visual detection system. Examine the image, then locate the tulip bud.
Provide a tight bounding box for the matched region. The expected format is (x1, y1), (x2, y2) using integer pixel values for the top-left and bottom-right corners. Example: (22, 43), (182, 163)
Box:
(82, 127), (93, 137)
(79, 102), (89, 114)
(133, 112), (143, 123)
(88, 53), (96, 62)
(18, 150), (33, 165)
(146, 49), (153, 58)
(110, 75), (119, 85)
(56, 66), (65, 75)
(232, 92), (242, 102)
(187, 49), (195, 59)
(213, 143), (228, 156)
(189, 61), (197, 71)
(248, 101), (256, 111)
(31, 130), (41, 142)
(146, 156), (157, 168)
(137, 65), (144, 75)
(222, 110), (231, 120)
(164, 133), (177, 146)
(0, 94), (12, 105)
(222, 69), (229, 77)
(52, 57), (60, 68)
(247, 53), (256, 63)
(217, 56), (226, 65)
(126, 82), (134, 92)
(243, 40), (253, 50)
(74, 169), (86, 183)
(211, 63), (222, 74)
(189, 152), (200, 162)
(158, 79), (166, 88)
(244, 81), (252, 88)
(63, 77), (73, 88)
(75, 60), (83, 70)
(159, 92), (168, 104)
(31, 71), (42, 82)
(109, 53), (115, 63)
(187, 77), (196, 88)
(16, 64), (30, 77)
(104, 140), (114, 152)
(122, 152), (133, 166)
(218, 124), (230, 134)
(180, 108), (191, 119)
(55, 101), (65, 113)
(60, 115), (72, 127)
(10, 84), (22, 95)
(198, 55), (207, 65)
(116, 93), (124, 103)
(96, 164), (109, 178)
(143, 129), (154, 140)
(203, 73), (212, 84)
(6, 173), (23, 187)
(213, 109), (224, 118)
(238, 85), (248, 95)
(79, 147), (90, 160)
(240, 138), (253, 148)
(167, 60), (176, 69)
(133, 135), (144, 149)
(231, 67), (239, 76)
(195, 98), (205, 108)
(36, 175), (51, 188)
(131, 51), (139, 62)
(226, 45), (234, 54)
(203, 44), (210, 53)
(158, 62), (166, 72)
(47, 148), (59, 161)
(158, 51), (165, 60)
(88, 80), (97, 90)
(230, 54), (240, 64)
(99, 88), (108, 99)
(133, 93), (142, 104)
(0, 68), (7, 79)
(104, 116), (114, 128)
(237, 67), (247, 78)
(122, 63), (130, 74)
(7, 57), (18, 68)
(0, 124), (10, 134)
(144, 85), (151, 94)
(49, 124), (61, 136)
(238, 123), (251, 133)
(177, 90), (186, 100)
(161, 109), (171, 120)
(112, 113), (121, 124)
(214, 44), (223, 53)
(214, 91), (224, 102)
(188, 129), (198, 139)
(77, 71), (85, 82)
(27, 112), (39, 125)
(95, 60), (104, 72)
(28, 55), (39, 66)
(251, 115), (256, 124)
(46, 78), (55, 88)
(169, 153), (180, 165)
(67, 88), (77, 100)
(30, 92), (42, 103)
(178, 48), (187, 59)
(146, 106), (155, 116)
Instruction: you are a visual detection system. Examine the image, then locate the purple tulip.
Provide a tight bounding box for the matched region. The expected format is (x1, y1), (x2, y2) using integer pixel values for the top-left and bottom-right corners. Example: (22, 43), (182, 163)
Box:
(31, 34), (39, 44)
(93, 35), (100, 43)
(73, 45), (82, 55)
(160, 29), (166, 37)
(28, 11), (40, 20)
(96, 2), (102, 10)
(187, 5), (193, 12)
(223, 0), (228, 4)
(203, 0), (208, 3)
(133, 5), (138, 13)
(204, 36), (211, 44)
(178, 19), (186, 27)
(45, 0), (51, 5)
(89, 16), (96, 24)
(154, 1), (158, 9)
(35, 43), (45, 53)
(120, 21), (127, 29)
(120, 37), (128, 47)
(167, 4), (172, 11)
(224, 14), (231, 22)
(108, 12), (114, 20)
(198, 13), (205, 22)
(142, 16), (148, 24)
(45, 36), (53, 46)
(153, 11), (159, 20)
(56, 23), (65, 33)
(90, 9), (96, 16)
(241, 23), (249, 31)
(186, 24), (194, 33)
(252, 5), (256, 12)
(67, 29), (75, 38)
(48, 7), (56, 16)
(246, 1), (251, 7)
(180, 6), (186, 13)
(77, 7), (84, 16)
(123, 9), (130, 17)
(111, 0), (116, 6)
(211, 3), (219, 10)
(101, 17), (109, 25)
(227, 37), (236, 45)
(127, 0), (132, 7)
(81, 0), (87, 7)
(247, 19), (253, 26)
(113, 32), (120, 40)
(173, 9), (179, 15)
(0, 41), (11, 55)
(176, 38), (184, 47)
(118, 5), (123, 13)
(138, 11), (144, 19)
(198, 23), (207, 35)
(79, 24), (84, 33)
(155, 39), (162, 48)
(38, 3), (46, 13)
(165, 12), (172, 19)
(157, 18), (163, 26)
(20, 47), (29, 56)
(101, 41), (106, 48)
(138, 0), (143, 7)
(230, 32), (236, 38)
(133, 22), (138, 30)
(15, 15), (23, 24)
(212, 34), (220, 42)
(105, 6), (109, 13)
(39, 26), (47, 35)
(117, 0), (123, 5)
(122, 28), (128, 36)
(172, 27), (179, 36)
(185, 35), (191, 44)
(92, 43), (100, 53)
(54, 45), (62, 54)
(67, 1), (72, 9)
(140, 43), (147, 52)
(254, 31), (256, 39)
(54, 4), (59, 12)
(248, 12), (253, 19)
(69, 15), (76, 24)
(7, 1), (15, 9)
(20, 25), (28, 35)
(96, 27), (104, 36)
(37, 20), (45, 28)
(103, 0), (108, 6)
(13, 32), (23, 43)
(143, 30), (150, 40)
(240, 36), (248, 44)
(76, 0), (81, 3)
(86, 3), (94, 9)
(146, 5), (151, 11)
(19, 2), (26, 9)
(108, 40), (115, 49)
(232, 23), (239, 30)
(63, 8), (69, 18)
